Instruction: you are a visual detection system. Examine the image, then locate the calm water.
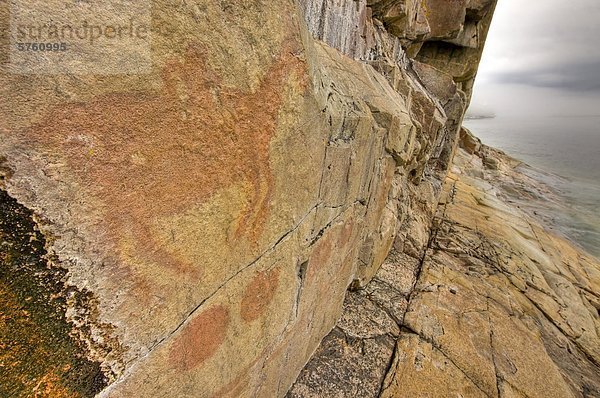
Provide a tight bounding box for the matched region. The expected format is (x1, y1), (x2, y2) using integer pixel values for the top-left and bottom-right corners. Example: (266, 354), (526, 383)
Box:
(464, 116), (600, 258)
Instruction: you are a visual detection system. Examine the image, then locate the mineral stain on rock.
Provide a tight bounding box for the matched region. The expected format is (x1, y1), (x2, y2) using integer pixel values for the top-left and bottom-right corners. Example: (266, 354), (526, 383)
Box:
(169, 305), (230, 371)
(23, 41), (305, 276)
(241, 267), (281, 323)
(0, 189), (108, 398)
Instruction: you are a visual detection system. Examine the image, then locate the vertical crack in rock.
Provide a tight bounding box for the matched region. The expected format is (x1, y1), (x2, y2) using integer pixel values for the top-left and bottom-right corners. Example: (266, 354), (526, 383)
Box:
(376, 342), (398, 397)
(393, 326), (495, 398)
(7, 0), (597, 397)
(295, 260), (309, 319)
(486, 299), (502, 398)
(289, 143), (600, 397)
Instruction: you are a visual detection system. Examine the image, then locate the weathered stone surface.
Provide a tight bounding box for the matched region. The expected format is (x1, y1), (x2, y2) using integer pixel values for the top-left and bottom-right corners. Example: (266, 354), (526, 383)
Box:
(369, 0), (430, 41)
(381, 334), (489, 398)
(422, 0), (468, 39)
(291, 147), (600, 397)
(417, 0), (497, 99)
(459, 126), (482, 155)
(286, 327), (395, 398)
(1, 0), (499, 396)
(467, 0), (496, 19)
(0, 190), (114, 398)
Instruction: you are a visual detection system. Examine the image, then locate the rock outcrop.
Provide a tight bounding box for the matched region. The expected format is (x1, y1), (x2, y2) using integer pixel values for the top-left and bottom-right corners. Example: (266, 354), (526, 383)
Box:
(289, 143), (600, 397)
(12, 1), (598, 397)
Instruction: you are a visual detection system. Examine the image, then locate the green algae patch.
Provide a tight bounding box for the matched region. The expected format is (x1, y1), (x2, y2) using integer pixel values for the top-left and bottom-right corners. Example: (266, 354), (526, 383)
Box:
(0, 189), (108, 397)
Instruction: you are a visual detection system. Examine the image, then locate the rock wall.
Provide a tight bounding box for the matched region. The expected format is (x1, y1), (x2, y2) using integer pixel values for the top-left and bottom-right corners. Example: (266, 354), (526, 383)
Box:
(290, 143), (600, 397)
(0, 0), (495, 396)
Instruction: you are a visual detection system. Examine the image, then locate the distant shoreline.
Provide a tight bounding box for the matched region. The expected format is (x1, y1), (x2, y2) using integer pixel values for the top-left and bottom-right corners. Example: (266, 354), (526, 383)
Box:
(464, 115), (496, 120)
(463, 117), (600, 259)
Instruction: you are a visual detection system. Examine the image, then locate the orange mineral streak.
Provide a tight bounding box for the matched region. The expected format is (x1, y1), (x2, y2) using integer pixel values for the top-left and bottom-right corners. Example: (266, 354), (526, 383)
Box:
(169, 305), (230, 371)
(307, 232), (334, 281)
(21, 40), (307, 276)
(337, 219), (355, 248)
(240, 267), (281, 323)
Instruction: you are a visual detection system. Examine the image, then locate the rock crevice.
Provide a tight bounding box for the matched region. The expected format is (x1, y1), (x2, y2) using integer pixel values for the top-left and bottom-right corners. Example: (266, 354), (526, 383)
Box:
(289, 145), (600, 397)
(10, 1), (595, 398)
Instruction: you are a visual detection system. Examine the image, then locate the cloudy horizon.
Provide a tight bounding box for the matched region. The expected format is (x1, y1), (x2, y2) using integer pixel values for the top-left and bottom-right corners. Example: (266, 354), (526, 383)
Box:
(469, 0), (600, 117)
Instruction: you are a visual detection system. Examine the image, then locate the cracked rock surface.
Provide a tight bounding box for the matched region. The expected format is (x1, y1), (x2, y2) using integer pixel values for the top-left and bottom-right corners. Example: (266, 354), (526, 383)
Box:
(2, 0), (498, 396)
(289, 145), (600, 398)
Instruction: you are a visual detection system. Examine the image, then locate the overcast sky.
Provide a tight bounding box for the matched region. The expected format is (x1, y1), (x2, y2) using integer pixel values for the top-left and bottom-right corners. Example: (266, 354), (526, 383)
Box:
(469, 0), (600, 117)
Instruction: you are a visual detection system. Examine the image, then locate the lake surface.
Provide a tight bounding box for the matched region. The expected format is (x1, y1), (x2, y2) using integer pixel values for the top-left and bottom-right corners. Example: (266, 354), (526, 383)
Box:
(464, 116), (600, 258)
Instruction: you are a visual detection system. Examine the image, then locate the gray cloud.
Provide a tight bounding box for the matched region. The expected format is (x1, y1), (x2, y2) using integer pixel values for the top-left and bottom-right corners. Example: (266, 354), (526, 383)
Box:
(470, 0), (600, 116)
(490, 61), (600, 92)
(476, 0), (600, 89)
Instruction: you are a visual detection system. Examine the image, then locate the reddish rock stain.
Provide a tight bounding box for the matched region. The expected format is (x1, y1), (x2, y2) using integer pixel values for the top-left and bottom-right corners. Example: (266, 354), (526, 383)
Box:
(21, 38), (307, 276)
(169, 305), (230, 371)
(307, 232), (334, 281)
(337, 219), (355, 249)
(240, 267), (281, 323)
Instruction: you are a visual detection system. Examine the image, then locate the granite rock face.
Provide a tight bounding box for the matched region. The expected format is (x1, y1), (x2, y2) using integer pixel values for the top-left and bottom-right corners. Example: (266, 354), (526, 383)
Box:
(1, 0), (496, 397)
(290, 145), (600, 398)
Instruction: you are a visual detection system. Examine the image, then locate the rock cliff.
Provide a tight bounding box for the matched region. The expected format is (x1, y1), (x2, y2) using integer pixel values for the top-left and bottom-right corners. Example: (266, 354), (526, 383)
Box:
(288, 137), (600, 397)
(3, 1), (596, 398)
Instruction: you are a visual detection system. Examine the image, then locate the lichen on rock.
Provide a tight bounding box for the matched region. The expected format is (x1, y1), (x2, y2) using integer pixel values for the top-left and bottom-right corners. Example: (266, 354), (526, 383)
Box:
(4, 1), (596, 397)
(0, 189), (118, 397)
